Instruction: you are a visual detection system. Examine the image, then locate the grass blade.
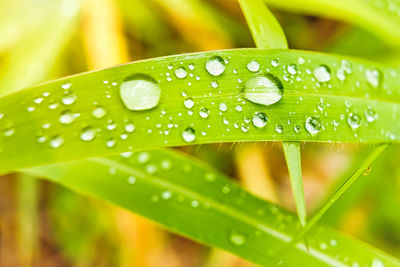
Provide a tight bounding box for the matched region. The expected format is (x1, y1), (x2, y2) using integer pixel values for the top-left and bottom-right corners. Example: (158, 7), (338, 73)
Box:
(1, 49), (400, 174)
(239, 0), (288, 49)
(24, 149), (400, 266)
(283, 142), (306, 227)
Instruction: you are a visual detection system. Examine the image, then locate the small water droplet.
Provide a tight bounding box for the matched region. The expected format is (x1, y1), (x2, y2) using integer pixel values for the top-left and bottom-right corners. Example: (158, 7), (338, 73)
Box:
(175, 67), (187, 79)
(247, 60), (260, 72)
(80, 126), (96, 141)
(287, 64), (297, 75)
(364, 108), (377, 122)
(161, 190), (172, 200)
(62, 92), (77, 105)
(313, 65), (331, 82)
(305, 117), (322, 135)
(182, 127), (196, 143)
(243, 73), (284, 106)
(206, 56), (225, 76)
(106, 138), (116, 148)
(59, 110), (78, 124)
(50, 135), (64, 148)
(184, 98), (195, 109)
(371, 258), (385, 267)
(229, 232), (246, 246)
(61, 82), (72, 90)
(3, 127), (15, 137)
(347, 112), (361, 130)
(120, 74), (161, 111)
(219, 102), (227, 112)
(125, 123), (136, 133)
(199, 107), (209, 118)
(128, 176), (136, 184)
(161, 159), (172, 170)
(275, 124), (283, 133)
(252, 112), (268, 129)
(271, 58), (279, 67)
(92, 106), (107, 119)
(365, 69), (382, 88)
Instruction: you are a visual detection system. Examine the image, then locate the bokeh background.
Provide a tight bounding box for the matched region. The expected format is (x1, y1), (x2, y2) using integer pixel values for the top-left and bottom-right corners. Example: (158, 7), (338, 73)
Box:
(1, 0), (400, 266)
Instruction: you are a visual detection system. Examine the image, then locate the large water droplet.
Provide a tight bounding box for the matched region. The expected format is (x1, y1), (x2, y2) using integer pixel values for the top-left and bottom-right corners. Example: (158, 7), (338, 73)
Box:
(305, 117), (322, 135)
(313, 65), (331, 82)
(120, 74), (161, 111)
(229, 232), (246, 246)
(206, 56), (225, 76)
(252, 111), (268, 129)
(80, 126), (96, 141)
(182, 127), (196, 143)
(243, 73), (284, 106)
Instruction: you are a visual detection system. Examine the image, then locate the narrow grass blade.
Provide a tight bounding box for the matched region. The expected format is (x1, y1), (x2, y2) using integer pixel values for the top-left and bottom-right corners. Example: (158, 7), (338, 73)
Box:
(283, 142), (306, 227)
(1, 49), (400, 174)
(239, 0), (288, 49)
(264, 0), (400, 46)
(294, 144), (388, 241)
(24, 149), (400, 266)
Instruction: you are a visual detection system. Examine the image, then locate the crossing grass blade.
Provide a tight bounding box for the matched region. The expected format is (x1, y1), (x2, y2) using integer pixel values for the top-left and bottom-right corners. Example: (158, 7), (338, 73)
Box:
(1, 49), (400, 174)
(23, 148), (400, 267)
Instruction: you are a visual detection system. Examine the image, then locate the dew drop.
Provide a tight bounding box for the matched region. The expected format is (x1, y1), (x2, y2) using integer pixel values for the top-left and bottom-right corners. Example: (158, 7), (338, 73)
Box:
(182, 127), (196, 143)
(61, 82), (71, 90)
(219, 102), (228, 112)
(138, 152), (150, 164)
(243, 73), (284, 106)
(364, 108), (377, 122)
(184, 98), (195, 109)
(59, 110), (78, 124)
(365, 69), (382, 88)
(313, 65), (331, 82)
(229, 232), (246, 246)
(175, 67), (187, 79)
(305, 117), (322, 135)
(3, 127), (15, 137)
(128, 176), (136, 184)
(120, 74), (161, 111)
(287, 64), (297, 75)
(247, 60), (260, 72)
(62, 92), (77, 105)
(347, 112), (362, 130)
(92, 106), (107, 119)
(206, 56), (225, 76)
(199, 107), (209, 118)
(252, 112), (268, 129)
(372, 258), (385, 267)
(80, 126), (96, 141)
(50, 135), (64, 148)
(125, 123), (136, 133)
(271, 58), (279, 67)
(275, 124), (283, 133)
(106, 138), (116, 148)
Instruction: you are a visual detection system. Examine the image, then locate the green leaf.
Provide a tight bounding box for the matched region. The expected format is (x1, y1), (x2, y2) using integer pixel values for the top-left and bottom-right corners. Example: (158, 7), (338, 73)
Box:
(1, 49), (399, 174)
(283, 142), (306, 227)
(264, 0), (400, 46)
(24, 149), (400, 267)
(239, 0), (288, 49)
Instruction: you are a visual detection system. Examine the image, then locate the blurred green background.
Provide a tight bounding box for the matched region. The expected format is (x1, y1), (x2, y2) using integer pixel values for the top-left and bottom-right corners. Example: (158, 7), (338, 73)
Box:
(0, 0), (400, 266)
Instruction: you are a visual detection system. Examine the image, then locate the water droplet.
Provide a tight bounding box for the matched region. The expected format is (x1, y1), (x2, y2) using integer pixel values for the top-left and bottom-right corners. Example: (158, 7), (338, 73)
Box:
(271, 58), (279, 67)
(3, 127), (15, 137)
(80, 126), (96, 141)
(365, 69), (382, 88)
(371, 258), (385, 267)
(182, 127), (196, 143)
(247, 60), (260, 72)
(275, 124), (283, 133)
(128, 176), (136, 184)
(59, 110), (78, 124)
(62, 92), (77, 105)
(252, 112), (268, 128)
(161, 159), (172, 170)
(125, 123), (136, 133)
(120, 74), (161, 111)
(347, 112), (361, 130)
(184, 98), (195, 109)
(229, 232), (246, 246)
(106, 138), (116, 148)
(243, 73), (284, 106)
(175, 67), (187, 79)
(219, 102), (227, 112)
(50, 135), (64, 148)
(61, 82), (71, 90)
(211, 81), (219, 88)
(313, 65), (331, 82)
(305, 117), (322, 135)
(161, 190), (172, 200)
(205, 172), (216, 182)
(92, 106), (107, 119)
(364, 108), (377, 122)
(137, 152), (150, 164)
(206, 56), (225, 76)
(199, 107), (209, 118)
(287, 64), (297, 75)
